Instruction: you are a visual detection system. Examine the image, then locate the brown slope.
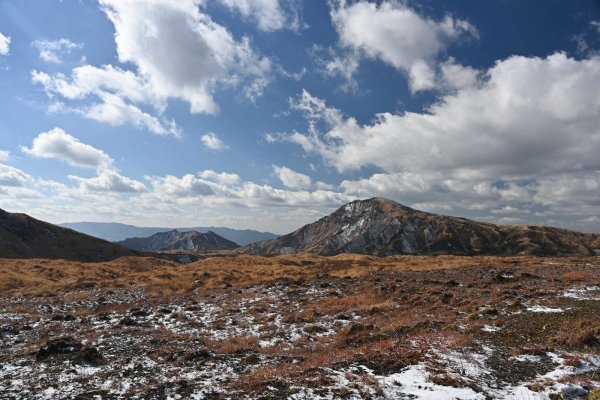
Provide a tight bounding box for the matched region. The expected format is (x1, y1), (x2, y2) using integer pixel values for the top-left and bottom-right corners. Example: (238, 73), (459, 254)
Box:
(240, 197), (600, 256)
(0, 208), (137, 262)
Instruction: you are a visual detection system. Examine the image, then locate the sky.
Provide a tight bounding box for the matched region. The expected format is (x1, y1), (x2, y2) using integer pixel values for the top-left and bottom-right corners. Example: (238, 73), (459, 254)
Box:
(1, 0), (600, 234)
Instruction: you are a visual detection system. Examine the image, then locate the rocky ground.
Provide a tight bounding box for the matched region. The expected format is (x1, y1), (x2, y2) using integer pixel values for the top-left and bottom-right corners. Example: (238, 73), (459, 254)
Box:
(1, 255), (600, 399)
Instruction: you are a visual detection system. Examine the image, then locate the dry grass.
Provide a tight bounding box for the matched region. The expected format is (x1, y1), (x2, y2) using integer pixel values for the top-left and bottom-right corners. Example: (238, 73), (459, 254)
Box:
(551, 318), (600, 347)
(1, 253), (600, 398)
(2, 254), (597, 297)
(206, 335), (260, 354)
(560, 270), (592, 281)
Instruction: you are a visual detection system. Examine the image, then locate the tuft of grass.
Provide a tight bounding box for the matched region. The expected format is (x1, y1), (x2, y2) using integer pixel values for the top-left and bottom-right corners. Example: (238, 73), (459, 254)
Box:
(589, 388), (600, 400)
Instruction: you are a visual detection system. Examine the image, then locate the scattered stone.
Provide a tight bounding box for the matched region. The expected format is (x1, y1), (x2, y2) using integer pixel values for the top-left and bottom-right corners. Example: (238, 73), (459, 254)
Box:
(36, 337), (82, 361)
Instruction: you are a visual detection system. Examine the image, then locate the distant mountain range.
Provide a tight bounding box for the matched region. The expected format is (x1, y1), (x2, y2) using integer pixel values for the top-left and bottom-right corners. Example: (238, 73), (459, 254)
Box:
(4, 199), (599, 261)
(117, 230), (239, 252)
(240, 197), (600, 256)
(59, 222), (278, 245)
(0, 208), (136, 261)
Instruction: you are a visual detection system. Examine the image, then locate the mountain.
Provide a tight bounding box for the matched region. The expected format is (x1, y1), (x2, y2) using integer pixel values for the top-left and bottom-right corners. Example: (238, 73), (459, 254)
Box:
(0, 209), (137, 261)
(59, 222), (278, 245)
(240, 197), (600, 256)
(117, 230), (239, 252)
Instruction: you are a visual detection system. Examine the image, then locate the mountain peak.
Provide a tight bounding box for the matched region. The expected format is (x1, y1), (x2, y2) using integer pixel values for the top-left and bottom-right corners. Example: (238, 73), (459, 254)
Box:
(240, 198), (599, 256)
(117, 230), (239, 252)
(343, 197), (416, 211)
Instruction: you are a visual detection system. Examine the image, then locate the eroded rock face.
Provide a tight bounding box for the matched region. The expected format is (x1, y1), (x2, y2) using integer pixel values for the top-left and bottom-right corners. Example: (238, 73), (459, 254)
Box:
(240, 197), (600, 256)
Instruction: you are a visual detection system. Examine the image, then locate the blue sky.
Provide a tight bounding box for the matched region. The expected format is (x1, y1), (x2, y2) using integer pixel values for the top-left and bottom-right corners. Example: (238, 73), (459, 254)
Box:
(1, 0), (600, 234)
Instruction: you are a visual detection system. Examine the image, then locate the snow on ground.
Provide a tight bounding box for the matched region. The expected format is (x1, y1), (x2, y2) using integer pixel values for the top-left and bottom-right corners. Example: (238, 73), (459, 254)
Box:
(526, 305), (566, 313)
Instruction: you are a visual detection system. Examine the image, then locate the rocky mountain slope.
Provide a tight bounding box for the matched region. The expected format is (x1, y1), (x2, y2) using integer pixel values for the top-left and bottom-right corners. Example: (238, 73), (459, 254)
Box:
(240, 197), (600, 256)
(60, 222), (278, 245)
(117, 230), (239, 252)
(0, 208), (136, 261)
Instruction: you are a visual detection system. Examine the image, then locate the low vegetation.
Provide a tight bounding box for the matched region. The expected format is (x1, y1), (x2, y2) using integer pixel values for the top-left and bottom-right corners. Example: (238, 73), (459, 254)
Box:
(0, 254), (599, 398)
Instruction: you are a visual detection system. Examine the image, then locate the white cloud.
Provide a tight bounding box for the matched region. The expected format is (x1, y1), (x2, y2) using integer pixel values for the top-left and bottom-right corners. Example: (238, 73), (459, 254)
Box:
(147, 173), (216, 197)
(0, 31), (10, 56)
(99, 0), (272, 114)
(22, 127), (113, 169)
(86, 92), (180, 137)
(592, 21), (600, 34)
(201, 132), (227, 151)
(0, 160), (351, 232)
(199, 169), (241, 185)
(32, 38), (83, 63)
(0, 150), (9, 161)
(311, 45), (360, 92)
(69, 169), (146, 193)
(289, 52), (600, 220)
(147, 171), (350, 209)
(32, 1), (273, 137)
(408, 60), (436, 92)
(217, 0), (301, 32)
(32, 67), (180, 137)
(32, 65), (160, 108)
(0, 163), (32, 187)
(328, 0), (477, 92)
(314, 181), (334, 190)
(440, 58), (479, 89)
(273, 165), (311, 190)
(291, 53), (600, 176)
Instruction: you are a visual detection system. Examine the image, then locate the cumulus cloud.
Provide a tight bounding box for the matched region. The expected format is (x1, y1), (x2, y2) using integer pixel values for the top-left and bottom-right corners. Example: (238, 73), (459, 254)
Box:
(217, 0), (302, 32)
(288, 52), (600, 222)
(0, 31), (10, 56)
(201, 132), (227, 151)
(20, 128), (147, 194)
(32, 65), (160, 107)
(272, 165), (335, 191)
(0, 163), (32, 187)
(86, 92), (180, 137)
(328, 0), (477, 92)
(99, 0), (272, 114)
(439, 58), (479, 90)
(0, 160), (347, 232)
(69, 169), (146, 193)
(273, 165), (312, 190)
(32, 67), (180, 138)
(22, 127), (113, 169)
(32, 38), (83, 63)
(147, 171), (350, 209)
(292, 53), (600, 176)
(199, 170), (241, 185)
(32, 1), (273, 137)
(0, 150), (9, 161)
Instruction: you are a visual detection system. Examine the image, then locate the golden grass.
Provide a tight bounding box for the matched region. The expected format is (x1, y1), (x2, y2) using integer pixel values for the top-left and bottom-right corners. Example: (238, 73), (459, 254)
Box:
(0, 254), (598, 296)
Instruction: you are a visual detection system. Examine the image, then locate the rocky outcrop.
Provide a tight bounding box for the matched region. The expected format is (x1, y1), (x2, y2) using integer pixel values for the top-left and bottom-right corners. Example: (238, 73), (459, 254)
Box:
(240, 197), (600, 256)
(117, 230), (239, 252)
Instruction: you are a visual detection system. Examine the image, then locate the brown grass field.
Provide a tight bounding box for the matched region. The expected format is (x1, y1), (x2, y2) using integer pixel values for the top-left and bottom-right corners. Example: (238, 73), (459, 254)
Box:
(1, 253), (597, 296)
(1, 254), (600, 399)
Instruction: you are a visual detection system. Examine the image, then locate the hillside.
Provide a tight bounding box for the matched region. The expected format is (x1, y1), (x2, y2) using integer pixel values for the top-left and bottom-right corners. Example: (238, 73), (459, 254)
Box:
(0, 208), (136, 261)
(117, 230), (239, 252)
(241, 197), (600, 256)
(60, 222), (278, 245)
